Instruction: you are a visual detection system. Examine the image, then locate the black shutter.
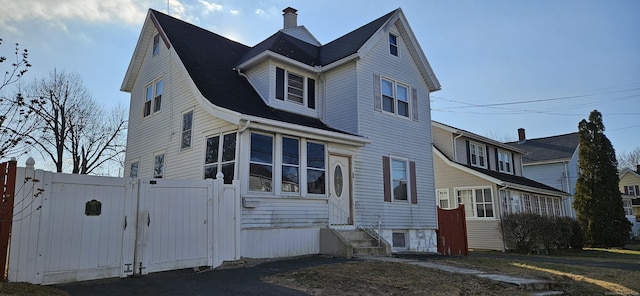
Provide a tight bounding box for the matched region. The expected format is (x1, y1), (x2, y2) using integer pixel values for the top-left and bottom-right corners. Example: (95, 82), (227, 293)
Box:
(276, 67), (284, 100)
(466, 140), (471, 166)
(625, 186), (629, 195)
(383, 156), (391, 202)
(511, 152), (515, 174)
(410, 161), (418, 204)
(636, 186), (640, 196)
(485, 146), (490, 170)
(307, 78), (315, 109)
(494, 149), (499, 171)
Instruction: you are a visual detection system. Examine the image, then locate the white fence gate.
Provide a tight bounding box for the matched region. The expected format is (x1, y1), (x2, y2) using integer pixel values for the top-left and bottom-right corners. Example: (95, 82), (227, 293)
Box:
(8, 164), (239, 285)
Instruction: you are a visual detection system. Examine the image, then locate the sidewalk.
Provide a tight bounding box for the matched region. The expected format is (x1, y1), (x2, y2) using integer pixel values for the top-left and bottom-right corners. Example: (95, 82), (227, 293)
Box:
(370, 257), (563, 296)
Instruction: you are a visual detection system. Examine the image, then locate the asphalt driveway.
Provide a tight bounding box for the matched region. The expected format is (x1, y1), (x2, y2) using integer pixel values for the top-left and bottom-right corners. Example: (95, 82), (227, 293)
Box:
(56, 256), (349, 296)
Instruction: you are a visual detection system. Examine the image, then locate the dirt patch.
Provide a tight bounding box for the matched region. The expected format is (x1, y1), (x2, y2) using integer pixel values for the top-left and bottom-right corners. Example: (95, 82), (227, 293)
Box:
(264, 260), (529, 296)
(0, 282), (68, 296)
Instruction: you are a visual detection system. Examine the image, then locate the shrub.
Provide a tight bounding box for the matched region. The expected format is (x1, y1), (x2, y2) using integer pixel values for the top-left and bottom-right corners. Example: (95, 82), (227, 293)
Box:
(500, 213), (583, 253)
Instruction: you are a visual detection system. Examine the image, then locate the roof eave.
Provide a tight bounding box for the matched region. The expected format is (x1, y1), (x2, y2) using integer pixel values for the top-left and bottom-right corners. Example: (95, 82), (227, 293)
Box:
(432, 121), (527, 154)
(237, 50), (317, 73)
(243, 114), (369, 147)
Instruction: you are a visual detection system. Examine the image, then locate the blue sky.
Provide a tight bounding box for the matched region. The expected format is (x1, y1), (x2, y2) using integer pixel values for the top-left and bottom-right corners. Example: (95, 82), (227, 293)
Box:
(1, 0), (639, 168)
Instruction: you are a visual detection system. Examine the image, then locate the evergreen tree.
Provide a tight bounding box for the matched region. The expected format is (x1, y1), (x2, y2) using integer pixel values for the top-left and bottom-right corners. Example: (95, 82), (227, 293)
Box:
(574, 110), (631, 247)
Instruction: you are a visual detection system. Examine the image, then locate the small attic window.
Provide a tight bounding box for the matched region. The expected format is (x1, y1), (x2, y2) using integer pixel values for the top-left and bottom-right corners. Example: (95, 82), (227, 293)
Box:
(388, 33), (398, 57)
(153, 34), (160, 56)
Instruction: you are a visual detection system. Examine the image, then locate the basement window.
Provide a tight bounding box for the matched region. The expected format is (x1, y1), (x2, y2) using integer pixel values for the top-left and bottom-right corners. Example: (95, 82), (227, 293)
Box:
(392, 232), (407, 248)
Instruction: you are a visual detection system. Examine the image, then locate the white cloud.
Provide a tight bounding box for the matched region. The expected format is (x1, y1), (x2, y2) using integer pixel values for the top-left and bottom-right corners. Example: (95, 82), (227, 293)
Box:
(255, 8), (266, 16)
(229, 9), (239, 16)
(0, 0), (151, 30)
(198, 0), (223, 15)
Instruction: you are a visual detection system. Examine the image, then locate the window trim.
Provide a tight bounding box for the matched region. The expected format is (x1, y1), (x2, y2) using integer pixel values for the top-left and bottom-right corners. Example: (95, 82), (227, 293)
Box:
(143, 78), (163, 117)
(153, 152), (165, 178)
(181, 110), (194, 150)
(469, 141), (487, 169)
(204, 131), (237, 184)
(129, 160), (139, 178)
(388, 33), (399, 57)
(380, 77), (411, 118)
(152, 33), (160, 56)
(437, 189), (450, 209)
(497, 149), (512, 173)
(390, 157), (410, 202)
(454, 186), (495, 219)
(275, 67), (316, 110)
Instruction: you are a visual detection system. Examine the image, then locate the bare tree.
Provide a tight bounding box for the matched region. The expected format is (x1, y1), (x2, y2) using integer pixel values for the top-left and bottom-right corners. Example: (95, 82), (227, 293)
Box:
(69, 104), (127, 174)
(23, 69), (127, 174)
(618, 147), (640, 172)
(0, 38), (39, 159)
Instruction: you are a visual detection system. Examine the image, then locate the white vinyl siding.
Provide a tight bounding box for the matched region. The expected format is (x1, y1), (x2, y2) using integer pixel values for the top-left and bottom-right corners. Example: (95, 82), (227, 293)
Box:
(351, 22), (436, 230)
(123, 32), (239, 180)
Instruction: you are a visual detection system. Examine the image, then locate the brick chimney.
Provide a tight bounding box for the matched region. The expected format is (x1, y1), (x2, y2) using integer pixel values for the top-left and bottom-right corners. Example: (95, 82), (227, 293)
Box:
(283, 7), (298, 29)
(517, 128), (526, 144)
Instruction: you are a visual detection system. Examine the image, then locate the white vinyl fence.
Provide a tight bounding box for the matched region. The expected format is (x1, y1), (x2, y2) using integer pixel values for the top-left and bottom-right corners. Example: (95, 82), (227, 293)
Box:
(8, 163), (240, 284)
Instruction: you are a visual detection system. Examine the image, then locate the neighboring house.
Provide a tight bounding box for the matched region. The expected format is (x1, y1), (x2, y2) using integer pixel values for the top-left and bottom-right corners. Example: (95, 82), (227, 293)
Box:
(432, 121), (569, 251)
(619, 166), (640, 237)
(506, 129), (580, 218)
(121, 7), (441, 257)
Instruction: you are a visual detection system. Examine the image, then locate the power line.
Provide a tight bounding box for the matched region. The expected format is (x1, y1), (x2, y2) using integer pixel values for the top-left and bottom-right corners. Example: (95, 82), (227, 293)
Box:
(431, 86), (640, 110)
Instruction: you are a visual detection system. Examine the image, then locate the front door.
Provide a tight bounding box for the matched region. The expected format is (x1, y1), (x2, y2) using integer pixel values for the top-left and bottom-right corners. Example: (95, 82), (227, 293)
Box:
(329, 154), (352, 225)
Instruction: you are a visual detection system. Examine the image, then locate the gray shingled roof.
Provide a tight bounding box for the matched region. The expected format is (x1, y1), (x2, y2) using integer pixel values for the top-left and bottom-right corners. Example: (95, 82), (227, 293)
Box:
(237, 9), (396, 67)
(506, 132), (579, 164)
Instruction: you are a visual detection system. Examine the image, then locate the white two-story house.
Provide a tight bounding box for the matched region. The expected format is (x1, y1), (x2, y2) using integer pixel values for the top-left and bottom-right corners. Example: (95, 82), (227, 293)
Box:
(121, 7), (441, 257)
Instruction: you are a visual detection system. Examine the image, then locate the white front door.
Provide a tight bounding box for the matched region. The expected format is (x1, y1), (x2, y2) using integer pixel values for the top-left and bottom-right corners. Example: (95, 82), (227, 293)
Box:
(329, 154), (352, 225)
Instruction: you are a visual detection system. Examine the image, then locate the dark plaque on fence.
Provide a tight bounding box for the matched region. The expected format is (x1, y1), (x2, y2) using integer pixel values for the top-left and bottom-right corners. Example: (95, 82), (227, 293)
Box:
(85, 199), (102, 216)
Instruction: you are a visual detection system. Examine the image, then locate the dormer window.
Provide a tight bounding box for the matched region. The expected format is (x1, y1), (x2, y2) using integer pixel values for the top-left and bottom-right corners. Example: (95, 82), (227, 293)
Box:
(469, 142), (486, 168)
(498, 150), (512, 173)
(388, 33), (398, 57)
(276, 67), (315, 109)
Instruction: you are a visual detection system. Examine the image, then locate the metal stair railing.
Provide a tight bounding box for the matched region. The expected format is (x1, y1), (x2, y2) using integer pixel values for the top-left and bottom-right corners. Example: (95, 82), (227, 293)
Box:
(357, 204), (382, 246)
(328, 199), (350, 226)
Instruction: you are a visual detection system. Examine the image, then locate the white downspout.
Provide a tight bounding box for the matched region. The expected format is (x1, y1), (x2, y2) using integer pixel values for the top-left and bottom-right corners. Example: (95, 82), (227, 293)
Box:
(453, 132), (464, 161)
(498, 183), (509, 252)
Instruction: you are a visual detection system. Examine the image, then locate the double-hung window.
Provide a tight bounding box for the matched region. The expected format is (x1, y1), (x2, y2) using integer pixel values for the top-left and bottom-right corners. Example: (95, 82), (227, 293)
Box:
(181, 111), (193, 150)
(388, 33), (398, 57)
(392, 158), (409, 201)
(456, 188), (493, 218)
(306, 142), (326, 194)
(469, 142), (486, 168)
(282, 137), (300, 193)
(249, 133), (274, 192)
(437, 189), (450, 209)
(204, 132), (237, 184)
(623, 199), (633, 215)
(275, 67), (315, 109)
(381, 78), (410, 117)
(498, 150), (511, 173)
(144, 79), (163, 117)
